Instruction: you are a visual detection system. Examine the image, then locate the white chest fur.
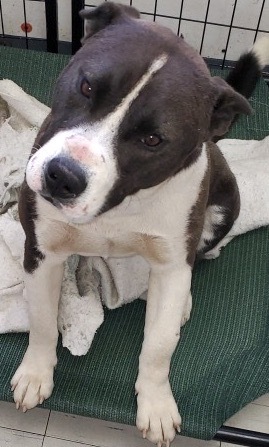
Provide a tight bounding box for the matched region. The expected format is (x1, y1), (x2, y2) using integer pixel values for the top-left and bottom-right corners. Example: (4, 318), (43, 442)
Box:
(36, 144), (208, 266)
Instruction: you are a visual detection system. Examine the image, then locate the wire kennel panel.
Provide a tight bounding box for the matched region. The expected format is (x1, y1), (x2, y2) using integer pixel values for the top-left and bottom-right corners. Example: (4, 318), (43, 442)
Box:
(84, 0), (269, 70)
(0, 0), (268, 65)
(0, 0), (58, 52)
(0, 0), (46, 48)
(0, 0), (46, 40)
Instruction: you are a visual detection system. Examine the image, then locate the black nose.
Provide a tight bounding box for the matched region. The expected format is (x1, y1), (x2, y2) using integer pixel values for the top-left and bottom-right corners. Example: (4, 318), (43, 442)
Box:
(44, 157), (87, 200)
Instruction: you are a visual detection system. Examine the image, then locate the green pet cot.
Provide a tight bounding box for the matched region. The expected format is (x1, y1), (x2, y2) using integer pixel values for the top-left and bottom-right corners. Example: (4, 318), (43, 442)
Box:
(0, 3), (269, 446)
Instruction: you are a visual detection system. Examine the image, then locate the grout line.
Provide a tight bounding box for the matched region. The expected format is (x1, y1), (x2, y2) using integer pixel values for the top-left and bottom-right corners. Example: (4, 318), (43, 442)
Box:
(41, 410), (99, 446)
(252, 402), (269, 408)
(44, 409), (52, 436)
(0, 425), (43, 436)
(43, 433), (100, 446)
(42, 409), (52, 446)
(0, 415), (46, 436)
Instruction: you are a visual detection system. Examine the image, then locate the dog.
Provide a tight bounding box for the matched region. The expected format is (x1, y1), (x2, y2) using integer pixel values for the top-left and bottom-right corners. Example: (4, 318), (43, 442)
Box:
(11, 2), (269, 445)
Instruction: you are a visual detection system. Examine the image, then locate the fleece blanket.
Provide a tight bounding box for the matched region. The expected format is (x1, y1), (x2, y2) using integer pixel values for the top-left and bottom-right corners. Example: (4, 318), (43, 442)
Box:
(0, 79), (269, 356)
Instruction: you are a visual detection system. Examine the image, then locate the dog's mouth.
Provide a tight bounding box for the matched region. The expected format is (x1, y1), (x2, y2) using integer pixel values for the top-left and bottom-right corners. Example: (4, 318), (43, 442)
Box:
(38, 189), (95, 224)
(40, 193), (54, 205)
(39, 191), (63, 207)
(39, 189), (76, 209)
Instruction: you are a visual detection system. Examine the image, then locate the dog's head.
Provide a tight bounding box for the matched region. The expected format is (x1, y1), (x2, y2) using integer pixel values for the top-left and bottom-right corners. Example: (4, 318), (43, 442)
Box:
(26, 2), (251, 224)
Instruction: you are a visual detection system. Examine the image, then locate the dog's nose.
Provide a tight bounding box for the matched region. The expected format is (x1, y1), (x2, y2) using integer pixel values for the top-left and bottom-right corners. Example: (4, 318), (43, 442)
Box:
(44, 157), (87, 200)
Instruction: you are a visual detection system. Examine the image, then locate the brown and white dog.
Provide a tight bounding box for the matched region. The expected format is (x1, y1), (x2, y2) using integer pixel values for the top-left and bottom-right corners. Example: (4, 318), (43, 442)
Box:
(11, 3), (269, 446)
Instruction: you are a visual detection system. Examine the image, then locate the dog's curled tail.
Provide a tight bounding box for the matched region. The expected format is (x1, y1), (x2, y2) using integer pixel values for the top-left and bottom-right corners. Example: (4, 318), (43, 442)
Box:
(226, 35), (269, 99)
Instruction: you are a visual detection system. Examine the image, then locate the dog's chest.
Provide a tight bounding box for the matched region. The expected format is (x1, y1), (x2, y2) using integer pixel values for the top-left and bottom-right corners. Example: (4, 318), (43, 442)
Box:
(36, 146), (209, 263)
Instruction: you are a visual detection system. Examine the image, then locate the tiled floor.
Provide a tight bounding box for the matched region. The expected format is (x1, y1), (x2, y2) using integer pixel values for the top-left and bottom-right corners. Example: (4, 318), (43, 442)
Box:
(0, 394), (268, 447)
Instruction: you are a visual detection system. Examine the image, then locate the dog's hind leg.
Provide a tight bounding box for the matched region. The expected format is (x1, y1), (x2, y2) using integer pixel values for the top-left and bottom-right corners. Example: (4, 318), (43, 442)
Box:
(11, 256), (64, 411)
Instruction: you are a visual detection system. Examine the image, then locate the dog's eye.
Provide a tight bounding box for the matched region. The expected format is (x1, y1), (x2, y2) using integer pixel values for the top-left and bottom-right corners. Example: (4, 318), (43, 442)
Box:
(81, 79), (92, 98)
(141, 134), (162, 148)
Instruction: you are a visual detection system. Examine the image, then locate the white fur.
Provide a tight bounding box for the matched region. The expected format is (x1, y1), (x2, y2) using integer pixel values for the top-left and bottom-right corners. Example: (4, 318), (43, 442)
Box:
(26, 54), (168, 224)
(12, 144), (208, 446)
(251, 35), (269, 69)
(197, 204), (225, 253)
(11, 260), (63, 411)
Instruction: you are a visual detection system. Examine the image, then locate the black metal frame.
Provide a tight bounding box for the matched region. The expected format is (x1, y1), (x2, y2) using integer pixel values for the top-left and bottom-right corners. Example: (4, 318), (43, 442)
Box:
(214, 426), (269, 446)
(0, 1), (269, 445)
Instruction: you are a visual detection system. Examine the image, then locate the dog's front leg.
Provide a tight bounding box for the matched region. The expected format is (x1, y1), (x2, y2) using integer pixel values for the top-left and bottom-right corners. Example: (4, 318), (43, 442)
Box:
(11, 256), (64, 411)
(136, 263), (192, 446)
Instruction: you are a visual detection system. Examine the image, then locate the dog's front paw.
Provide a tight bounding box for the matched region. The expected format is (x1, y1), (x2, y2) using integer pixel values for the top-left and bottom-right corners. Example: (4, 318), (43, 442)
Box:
(136, 380), (181, 446)
(11, 358), (54, 412)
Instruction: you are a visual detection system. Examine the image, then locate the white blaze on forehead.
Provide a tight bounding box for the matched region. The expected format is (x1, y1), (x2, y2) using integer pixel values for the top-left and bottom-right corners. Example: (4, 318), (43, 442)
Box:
(70, 53), (169, 160)
(95, 53), (168, 140)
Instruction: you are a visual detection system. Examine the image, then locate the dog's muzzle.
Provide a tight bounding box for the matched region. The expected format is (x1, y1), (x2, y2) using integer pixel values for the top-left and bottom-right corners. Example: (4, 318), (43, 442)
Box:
(42, 156), (87, 202)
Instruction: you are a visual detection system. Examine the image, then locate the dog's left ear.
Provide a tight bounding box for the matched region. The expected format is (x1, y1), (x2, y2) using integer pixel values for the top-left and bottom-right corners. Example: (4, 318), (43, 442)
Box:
(79, 2), (140, 44)
(209, 76), (252, 137)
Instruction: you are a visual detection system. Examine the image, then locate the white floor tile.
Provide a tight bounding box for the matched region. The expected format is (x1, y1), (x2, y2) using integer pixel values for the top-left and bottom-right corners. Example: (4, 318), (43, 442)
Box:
(47, 411), (219, 447)
(43, 437), (88, 447)
(224, 402), (269, 434)
(173, 438), (219, 447)
(0, 401), (50, 435)
(252, 393), (269, 407)
(2, 394), (268, 447)
(0, 426), (43, 447)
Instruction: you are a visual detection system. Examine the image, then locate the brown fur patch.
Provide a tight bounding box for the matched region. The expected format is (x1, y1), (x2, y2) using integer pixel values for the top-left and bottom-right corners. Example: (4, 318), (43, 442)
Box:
(134, 233), (169, 264)
(41, 222), (80, 255)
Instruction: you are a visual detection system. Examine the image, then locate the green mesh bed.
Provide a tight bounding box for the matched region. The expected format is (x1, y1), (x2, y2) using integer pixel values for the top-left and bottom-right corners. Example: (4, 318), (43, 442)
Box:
(0, 46), (269, 440)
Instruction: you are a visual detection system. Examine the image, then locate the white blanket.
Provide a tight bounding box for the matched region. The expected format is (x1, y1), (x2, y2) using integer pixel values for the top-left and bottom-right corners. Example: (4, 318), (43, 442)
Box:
(0, 80), (269, 355)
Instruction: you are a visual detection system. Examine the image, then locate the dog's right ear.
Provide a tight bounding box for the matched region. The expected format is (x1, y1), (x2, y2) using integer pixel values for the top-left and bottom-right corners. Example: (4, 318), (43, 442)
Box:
(209, 77), (252, 138)
(79, 2), (140, 44)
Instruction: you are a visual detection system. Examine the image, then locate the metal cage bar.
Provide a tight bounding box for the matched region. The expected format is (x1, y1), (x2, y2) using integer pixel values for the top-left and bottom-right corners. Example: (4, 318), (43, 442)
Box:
(0, 0), (4, 38)
(221, 0), (238, 69)
(45, 0), (58, 53)
(199, 0), (211, 55)
(153, 0), (158, 22)
(177, 0), (185, 37)
(72, 0), (84, 54)
(22, 0), (29, 50)
(254, 0), (266, 42)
